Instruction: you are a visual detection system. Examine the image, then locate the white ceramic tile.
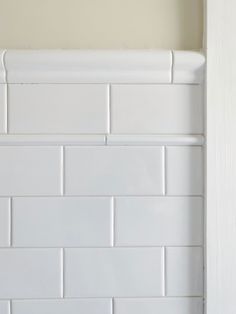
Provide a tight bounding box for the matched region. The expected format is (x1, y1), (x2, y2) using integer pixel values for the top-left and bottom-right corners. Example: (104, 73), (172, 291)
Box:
(173, 51), (205, 84)
(0, 146), (61, 196)
(12, 299), (112, 314)
(0, 301), (10, 314)
(111, 85), (203, 134)
(115, 197), (203, 246)
(0, 84), (6, 133)
(5, 50), (172, 83)
(107, 135), (204, 146)
(166, 247), (203, 296)
(0, 249), (61, 298)
(65, 248), (163, 297)
(65, 147), (164, 195)
(0, 135), (106, 146)
(0, 198), (10, 247)
(8, 84), (108, 134)
(12, 197), (112, 247)
(114, 298), (203, 314)
(166, 147), (203, 195)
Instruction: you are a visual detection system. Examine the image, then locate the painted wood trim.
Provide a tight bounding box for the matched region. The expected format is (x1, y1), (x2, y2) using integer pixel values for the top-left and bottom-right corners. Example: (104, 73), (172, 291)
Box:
(206, 0), (236, 313)
(0, 50), (204, 84)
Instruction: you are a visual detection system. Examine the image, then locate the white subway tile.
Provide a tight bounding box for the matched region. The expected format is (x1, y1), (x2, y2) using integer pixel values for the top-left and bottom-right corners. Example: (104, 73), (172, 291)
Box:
(0, 301), (10, 314)
(8, 84), (108, 134)
(114, 298), (203, 314)
(115, 197), (203, 246)
(166, 247), (203, 296)
(65, 248), (163, 297)
(65, 147), (164, 195)
(166, 147), (203, 195)
(0, 249), (61, 298)
(111, 85), (203, 134)
(12, 197), (112, 247)
(0, 146), (61, 196)
(12, 299), (112, 314)
(0, 84), (6, 133)
(0, 198), (10, 247)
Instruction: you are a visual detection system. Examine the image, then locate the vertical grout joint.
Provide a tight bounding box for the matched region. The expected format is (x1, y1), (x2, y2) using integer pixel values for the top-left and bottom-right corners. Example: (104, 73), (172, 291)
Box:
(171, 50), (174, 84)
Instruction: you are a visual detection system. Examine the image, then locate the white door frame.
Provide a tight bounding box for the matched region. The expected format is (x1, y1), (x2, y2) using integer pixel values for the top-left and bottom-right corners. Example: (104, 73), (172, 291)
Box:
(205, 0), (236, 313)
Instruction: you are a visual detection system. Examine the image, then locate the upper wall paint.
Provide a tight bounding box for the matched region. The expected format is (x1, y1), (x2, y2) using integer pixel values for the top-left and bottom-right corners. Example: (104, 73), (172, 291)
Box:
(0, 0), (203, 49)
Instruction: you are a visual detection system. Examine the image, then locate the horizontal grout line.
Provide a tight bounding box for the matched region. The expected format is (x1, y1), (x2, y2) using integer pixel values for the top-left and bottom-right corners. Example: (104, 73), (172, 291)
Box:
(0, 82), (202, 86)
(0, 246), (204, 249)
(0, 296), (204, 301)
(0, 195), (204, 198)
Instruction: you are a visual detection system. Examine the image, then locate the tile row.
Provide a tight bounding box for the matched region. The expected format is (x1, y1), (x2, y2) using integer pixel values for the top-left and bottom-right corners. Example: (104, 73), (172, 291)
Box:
(0, 298), (203, 314)
(0, 197), (203, 247)
(0, 84), (203, 134)
(0, 146), (203, 196)
(0, 248), (203, 298)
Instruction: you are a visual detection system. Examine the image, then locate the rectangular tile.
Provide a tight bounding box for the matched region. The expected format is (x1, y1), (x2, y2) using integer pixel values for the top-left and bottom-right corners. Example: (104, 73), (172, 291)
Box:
(115, 197), (203, 246)
(114, 298), (203, 314)
(111, 85), (203, 134)
(12, 299), (112, 314)
(0, 84), (6, 133)
(0, 301), (10, 314)
(0, 146), (61, 196)
(12, 197), (112, 247)
(8, 84), (108, 134)
(65, 147), (164, 195)
(0, 249), (61, 298)
(0, 198), (10, 247)
(65, 248), (163, 297)
(166, 147), (203, 195)
(166, 247), (203, 296)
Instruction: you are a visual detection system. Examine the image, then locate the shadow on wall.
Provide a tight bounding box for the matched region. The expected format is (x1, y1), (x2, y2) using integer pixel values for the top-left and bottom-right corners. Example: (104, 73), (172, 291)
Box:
(0, 0), (203, 49)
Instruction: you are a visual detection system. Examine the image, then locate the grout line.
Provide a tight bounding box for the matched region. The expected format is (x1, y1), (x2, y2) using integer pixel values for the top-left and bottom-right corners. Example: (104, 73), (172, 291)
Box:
(162, 247), (167, 296)
(163, 146), (167, 195)
(60, 146), (65, 196)
(108, 84), (111, 134)
(1, 195), (205, 198)
(111, 197), (115, 247)
(0, 245), (203, 249)
(0, 296), (204, 301)
(9, 198), (12, 246)
(9, 299), (12, 314)
(171, 50), (174, 84)
(60, 248), (64, 298)
(112, 297), (114, 314)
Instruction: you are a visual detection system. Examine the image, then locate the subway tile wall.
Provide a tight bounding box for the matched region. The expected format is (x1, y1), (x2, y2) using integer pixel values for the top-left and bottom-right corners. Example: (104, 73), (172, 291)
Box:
(0, 50), (204, 314)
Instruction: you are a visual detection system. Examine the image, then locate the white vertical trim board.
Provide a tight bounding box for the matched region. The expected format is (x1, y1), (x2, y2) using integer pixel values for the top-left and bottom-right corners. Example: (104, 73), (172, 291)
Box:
(206, 1), (236, 313)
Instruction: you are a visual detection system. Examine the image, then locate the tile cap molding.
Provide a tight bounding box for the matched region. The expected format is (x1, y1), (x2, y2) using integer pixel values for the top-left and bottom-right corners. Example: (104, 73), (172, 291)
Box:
(0, 50), (6, 83)
(0, 50), (205, 84)
(173, 51), (205, 84)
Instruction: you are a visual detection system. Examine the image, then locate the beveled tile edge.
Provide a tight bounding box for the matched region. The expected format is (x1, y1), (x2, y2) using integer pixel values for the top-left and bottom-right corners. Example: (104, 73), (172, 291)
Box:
(107, 135), (204, 146)
(1, 50), (204, 84)
(173, 51), (205, 84)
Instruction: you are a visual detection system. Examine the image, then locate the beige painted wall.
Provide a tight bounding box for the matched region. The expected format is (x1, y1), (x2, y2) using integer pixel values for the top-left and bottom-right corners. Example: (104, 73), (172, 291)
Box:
(0, 0), (203, 49)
